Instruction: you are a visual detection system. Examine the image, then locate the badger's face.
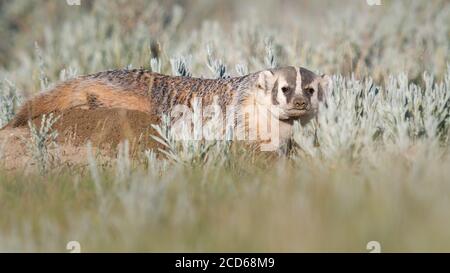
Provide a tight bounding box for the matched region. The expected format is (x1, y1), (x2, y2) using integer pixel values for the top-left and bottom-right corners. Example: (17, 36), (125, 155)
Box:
(255, 66), (331, 123)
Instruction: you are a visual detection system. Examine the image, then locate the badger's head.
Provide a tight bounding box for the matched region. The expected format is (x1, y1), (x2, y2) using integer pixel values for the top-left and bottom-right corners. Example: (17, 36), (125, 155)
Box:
(254, 66), (331, 124)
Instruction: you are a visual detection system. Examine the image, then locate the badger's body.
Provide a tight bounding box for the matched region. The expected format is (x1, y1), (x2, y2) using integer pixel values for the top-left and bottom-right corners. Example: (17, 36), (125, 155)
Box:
(3, 67), (331, 152)
(6, 69), (254, 127)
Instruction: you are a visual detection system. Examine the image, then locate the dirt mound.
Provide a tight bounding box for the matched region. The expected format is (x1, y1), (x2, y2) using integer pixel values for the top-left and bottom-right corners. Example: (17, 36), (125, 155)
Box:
(32, 108), (162, 152)
(1, 108), (267, 171)
(0, 108), (166, 171)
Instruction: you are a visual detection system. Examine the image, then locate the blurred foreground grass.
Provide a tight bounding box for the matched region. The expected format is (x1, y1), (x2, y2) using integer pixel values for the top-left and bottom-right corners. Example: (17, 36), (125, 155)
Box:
(2, 143), (450, 252)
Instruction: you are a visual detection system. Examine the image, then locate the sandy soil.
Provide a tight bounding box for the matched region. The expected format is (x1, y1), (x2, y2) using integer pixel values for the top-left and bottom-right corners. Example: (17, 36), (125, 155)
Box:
(0, 108), (161, 171)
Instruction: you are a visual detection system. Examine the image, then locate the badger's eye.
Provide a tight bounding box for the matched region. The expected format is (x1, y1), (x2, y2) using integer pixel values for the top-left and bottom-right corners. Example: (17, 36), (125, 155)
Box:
(281, 86), (290, 93)
(305, 88), (315, 95)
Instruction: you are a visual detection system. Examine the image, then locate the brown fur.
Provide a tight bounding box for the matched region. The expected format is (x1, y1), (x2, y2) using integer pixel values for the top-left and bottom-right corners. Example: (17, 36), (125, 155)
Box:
(2, 69), (253, 129)
(2, 67), (330, 152)
(3, 73), (153, 129)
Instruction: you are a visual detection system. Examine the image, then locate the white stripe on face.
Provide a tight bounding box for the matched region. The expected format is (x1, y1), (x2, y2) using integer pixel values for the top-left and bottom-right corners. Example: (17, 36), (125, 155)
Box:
(276, 77), (288, 105)
(295, 67), (302, 95)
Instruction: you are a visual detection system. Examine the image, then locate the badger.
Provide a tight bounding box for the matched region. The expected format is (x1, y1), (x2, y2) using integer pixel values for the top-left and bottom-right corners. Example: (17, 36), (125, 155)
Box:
(2, 66), (331, 152)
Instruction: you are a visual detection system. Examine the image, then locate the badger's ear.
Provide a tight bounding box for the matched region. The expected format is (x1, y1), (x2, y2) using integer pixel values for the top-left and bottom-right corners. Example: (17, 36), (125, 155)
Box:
(318, 74), (332, 102)
(256, 70), (276, 92)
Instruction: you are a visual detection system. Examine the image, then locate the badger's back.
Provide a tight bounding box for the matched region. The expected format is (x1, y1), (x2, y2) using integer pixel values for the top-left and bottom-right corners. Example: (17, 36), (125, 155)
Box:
(2, 69), (251, 129)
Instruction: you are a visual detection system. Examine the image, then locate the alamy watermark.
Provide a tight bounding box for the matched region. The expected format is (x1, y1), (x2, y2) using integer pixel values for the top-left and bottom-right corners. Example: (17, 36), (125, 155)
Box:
(366, 241), (382, 253)
(65, 241), (381, 253)
(66, 0), (81, 6)
(366, 0), (382, 6)
(66, 241), (81, 253)
(162, 97), (282, 151)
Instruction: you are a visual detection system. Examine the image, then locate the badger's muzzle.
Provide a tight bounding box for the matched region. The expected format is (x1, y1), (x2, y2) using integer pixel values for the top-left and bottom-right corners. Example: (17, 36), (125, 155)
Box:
(293, 96), (309, 111)
(285, 95), (311, 118)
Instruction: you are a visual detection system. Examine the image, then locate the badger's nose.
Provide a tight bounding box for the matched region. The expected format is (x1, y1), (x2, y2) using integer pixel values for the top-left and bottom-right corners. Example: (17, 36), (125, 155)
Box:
(293, 97), (308, 110)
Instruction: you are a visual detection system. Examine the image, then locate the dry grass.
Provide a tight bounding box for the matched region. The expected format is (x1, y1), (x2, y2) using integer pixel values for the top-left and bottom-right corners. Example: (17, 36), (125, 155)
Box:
(0, 0), (449, 252)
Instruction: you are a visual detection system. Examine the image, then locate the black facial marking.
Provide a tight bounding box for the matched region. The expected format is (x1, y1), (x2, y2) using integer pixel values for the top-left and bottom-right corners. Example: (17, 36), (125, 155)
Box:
(269, 67), (306, 105)
(271, 79), (279, 105)
(284, 67), (297, 103)
(283, 86), (294, 103)
(284, 67), (297, 89)
(299, 67), (317, 89)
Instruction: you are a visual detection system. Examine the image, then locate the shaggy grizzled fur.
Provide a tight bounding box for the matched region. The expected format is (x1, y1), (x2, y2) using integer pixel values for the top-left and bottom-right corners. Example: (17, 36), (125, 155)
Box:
(3, 69), (262, 129)
(85, 69), (259, 114)
(2, 66), (328, 153)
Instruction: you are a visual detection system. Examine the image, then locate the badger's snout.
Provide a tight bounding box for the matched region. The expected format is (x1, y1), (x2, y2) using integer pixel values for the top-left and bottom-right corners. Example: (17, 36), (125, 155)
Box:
(283, 95), (311, 119)
(292, 96), (309, 111)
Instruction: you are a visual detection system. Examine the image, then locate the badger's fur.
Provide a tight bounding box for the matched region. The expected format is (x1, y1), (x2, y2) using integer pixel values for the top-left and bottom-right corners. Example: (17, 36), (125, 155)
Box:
(2, 66), (331, 152)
